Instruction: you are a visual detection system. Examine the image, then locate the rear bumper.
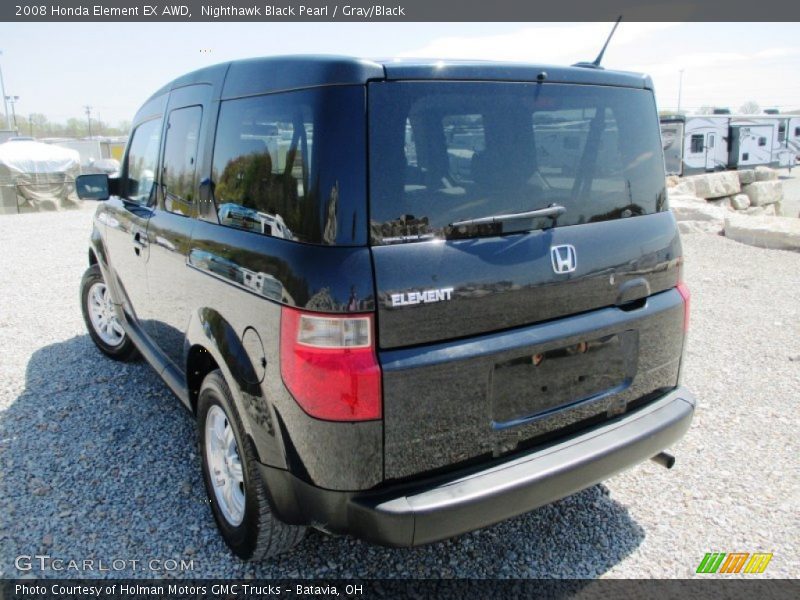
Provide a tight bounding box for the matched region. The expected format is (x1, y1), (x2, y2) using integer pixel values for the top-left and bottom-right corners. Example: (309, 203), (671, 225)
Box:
(260, 386), (695, 547)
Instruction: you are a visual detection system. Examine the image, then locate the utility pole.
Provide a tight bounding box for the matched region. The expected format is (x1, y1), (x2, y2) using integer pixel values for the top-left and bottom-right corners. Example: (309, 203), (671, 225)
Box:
(0, 51), (10, 129)
(84, 105), (93, 139)
(6, 95), (18, 130)
(677, 69), (684, 113)
(28, 114), (33, 136)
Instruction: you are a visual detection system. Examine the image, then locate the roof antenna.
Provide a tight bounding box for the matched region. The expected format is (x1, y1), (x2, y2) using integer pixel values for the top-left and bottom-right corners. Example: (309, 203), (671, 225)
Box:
(574, 16), (622, 69)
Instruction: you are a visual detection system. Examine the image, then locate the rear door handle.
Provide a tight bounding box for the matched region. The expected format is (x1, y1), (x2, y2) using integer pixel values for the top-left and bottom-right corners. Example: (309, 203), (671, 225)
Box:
(615, 277), (650, 309)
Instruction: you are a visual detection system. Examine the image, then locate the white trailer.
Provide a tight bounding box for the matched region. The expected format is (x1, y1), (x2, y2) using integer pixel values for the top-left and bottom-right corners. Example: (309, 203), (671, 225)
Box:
(49, 139), (119, 173)
(660, 114), (797, 176)
(787, 117), (800, 162)
(729, 116), (796, 170)
(673, 116), (728, 175)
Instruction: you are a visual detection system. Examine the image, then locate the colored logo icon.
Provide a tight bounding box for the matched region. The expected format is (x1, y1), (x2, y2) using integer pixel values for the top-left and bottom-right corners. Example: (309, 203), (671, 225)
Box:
(696, 552), (773, 574)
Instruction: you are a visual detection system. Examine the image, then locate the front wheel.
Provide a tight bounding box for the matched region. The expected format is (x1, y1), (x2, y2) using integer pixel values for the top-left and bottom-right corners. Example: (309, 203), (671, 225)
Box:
(80, 264), (139, 361)
(198, 370), (305, 560)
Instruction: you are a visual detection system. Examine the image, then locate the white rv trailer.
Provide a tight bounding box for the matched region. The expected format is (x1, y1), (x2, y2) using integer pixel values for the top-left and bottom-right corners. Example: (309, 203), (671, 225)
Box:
(788, 116), (800, 161)
(660, 114), (797, 176)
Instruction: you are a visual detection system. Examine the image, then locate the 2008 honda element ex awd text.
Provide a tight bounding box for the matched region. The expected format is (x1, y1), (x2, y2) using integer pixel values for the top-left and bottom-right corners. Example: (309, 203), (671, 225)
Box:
(76, 55), (695, 560)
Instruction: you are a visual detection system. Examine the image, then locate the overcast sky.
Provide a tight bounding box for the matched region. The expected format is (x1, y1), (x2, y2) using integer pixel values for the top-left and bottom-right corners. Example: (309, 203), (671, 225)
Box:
(0, 22), (797, 126)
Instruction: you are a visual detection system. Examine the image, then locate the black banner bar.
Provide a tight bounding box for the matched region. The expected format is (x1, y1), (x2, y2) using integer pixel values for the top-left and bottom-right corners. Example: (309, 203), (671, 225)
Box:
(2, 579), (800, 600)
(4, 0), (800, 22)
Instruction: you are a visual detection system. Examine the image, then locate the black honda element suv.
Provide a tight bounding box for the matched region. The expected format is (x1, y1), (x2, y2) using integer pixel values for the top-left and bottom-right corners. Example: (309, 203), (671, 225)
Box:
(77, 56), (695, 560)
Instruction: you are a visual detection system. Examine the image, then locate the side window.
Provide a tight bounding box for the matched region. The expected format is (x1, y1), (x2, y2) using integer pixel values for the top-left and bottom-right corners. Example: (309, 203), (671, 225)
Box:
(162, 106), (202, 216)
(690, 134), (704, 153)
(795, 126), (800, 137)
(210, 86), (366, 245)
(758, 137), (767, 147)
(212, 95), (313, 242)
(124, 118), (162, 204)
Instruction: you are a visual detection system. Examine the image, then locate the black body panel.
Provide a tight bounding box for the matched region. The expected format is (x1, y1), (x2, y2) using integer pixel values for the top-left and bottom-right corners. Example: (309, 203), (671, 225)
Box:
(373, 211), (681, 349)
(261, 387), (694, 546)
(103, 198), (154, 320)
(188, 220), (376, 312)
(381, 60), (653, 90)
(490, 330), (635, 426)
(176, 268), (384, 489)
(144, 210), (196, 366)
(143, 84), (211, 367)
(145, 56), (652, 106)
(379, 287), (685, 480)
(221, 56), (384, 99)
(93, 200), (385, 489)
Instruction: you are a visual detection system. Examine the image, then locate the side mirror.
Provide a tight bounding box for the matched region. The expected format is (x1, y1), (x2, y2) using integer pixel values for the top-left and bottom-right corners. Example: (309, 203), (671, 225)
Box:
(76, 173), (110, 201)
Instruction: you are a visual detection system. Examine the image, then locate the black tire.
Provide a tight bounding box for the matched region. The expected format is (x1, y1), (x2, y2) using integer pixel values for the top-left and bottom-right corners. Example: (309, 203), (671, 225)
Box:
(80, 264), (139, 361)
(198, 370), (305, 561)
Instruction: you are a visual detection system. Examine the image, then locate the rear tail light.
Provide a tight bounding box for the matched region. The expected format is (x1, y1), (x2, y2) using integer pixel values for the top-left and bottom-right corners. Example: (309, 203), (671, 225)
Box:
(676, 281), (691, 332)
(280, 307), (382, 421)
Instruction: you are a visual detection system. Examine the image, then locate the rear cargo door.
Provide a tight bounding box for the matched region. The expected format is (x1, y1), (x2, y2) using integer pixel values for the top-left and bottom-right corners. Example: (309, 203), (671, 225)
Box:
(368, 81), (685, 480)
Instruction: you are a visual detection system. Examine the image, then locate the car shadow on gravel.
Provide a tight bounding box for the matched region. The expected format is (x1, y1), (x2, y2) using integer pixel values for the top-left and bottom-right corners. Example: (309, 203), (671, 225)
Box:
(0, 335), (645, 579)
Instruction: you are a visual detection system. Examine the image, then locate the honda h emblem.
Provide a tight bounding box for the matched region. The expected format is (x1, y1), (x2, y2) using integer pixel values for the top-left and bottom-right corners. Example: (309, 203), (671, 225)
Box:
(551, 245), (577, 274)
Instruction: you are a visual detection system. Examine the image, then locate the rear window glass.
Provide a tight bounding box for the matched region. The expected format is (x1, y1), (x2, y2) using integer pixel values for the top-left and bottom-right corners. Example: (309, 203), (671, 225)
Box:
(368, 82), (666, 244)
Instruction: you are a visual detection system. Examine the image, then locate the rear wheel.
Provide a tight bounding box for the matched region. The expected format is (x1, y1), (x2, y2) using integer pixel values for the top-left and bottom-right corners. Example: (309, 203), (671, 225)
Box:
(80, 264), (139, 361)
(198, 370), (305, 560)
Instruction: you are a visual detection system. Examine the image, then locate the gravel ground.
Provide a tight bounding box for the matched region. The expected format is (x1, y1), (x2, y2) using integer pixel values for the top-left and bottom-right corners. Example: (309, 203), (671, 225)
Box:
(0, 206), (798, 579)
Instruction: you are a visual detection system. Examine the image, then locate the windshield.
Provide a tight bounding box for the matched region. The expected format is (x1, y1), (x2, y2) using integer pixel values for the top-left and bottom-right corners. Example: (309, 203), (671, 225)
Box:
(368, 81), (667, 245)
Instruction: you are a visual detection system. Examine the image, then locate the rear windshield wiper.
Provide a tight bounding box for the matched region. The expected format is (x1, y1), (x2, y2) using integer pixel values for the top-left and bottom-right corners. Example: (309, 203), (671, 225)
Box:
(449, 204), (567, 229)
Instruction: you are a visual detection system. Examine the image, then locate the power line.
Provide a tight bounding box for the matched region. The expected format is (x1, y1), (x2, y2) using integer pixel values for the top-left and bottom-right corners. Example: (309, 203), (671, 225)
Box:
(83, 105), (92, 139)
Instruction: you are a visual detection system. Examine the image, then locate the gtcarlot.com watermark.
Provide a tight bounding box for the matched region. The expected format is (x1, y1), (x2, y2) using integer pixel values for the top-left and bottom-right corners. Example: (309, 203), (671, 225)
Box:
(15, 554), (194, 573)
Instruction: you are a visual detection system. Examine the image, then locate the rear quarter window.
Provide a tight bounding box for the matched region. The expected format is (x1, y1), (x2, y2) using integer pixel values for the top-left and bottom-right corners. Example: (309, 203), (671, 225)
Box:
(368, 82), (667, 244)
(211, 86), (367, 245)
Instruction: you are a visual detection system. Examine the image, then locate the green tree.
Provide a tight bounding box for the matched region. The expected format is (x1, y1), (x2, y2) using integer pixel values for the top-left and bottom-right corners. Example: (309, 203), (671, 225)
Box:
(16, 114), (130, 139)
(739, 101), (760, 114)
